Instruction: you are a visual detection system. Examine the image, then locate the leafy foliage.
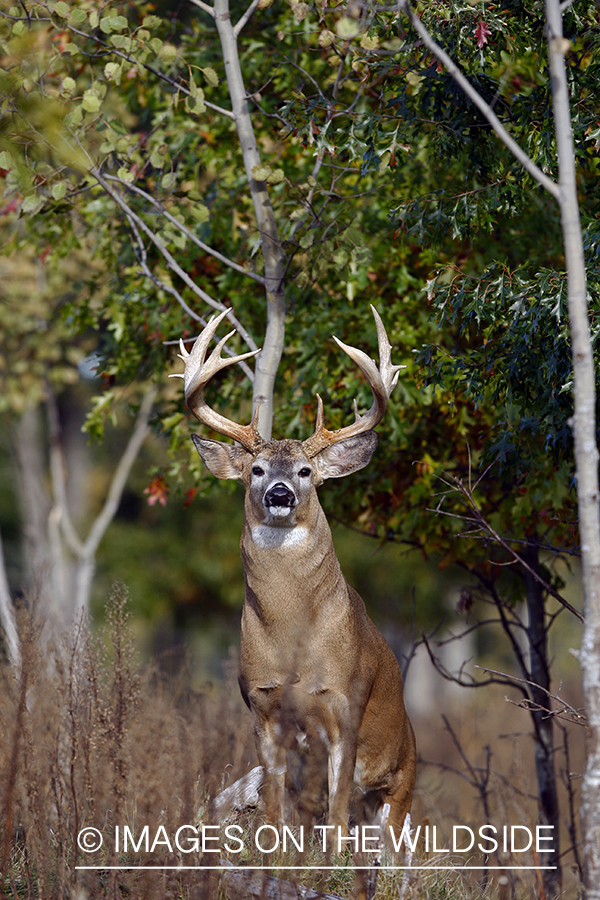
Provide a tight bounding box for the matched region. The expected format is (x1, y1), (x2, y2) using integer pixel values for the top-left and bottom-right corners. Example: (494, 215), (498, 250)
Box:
(0, 0), (598, 593)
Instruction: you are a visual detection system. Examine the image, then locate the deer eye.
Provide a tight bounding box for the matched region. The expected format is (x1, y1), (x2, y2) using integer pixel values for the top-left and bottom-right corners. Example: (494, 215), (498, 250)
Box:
(298, 467), (311, 478)
(252, 466), (265, 477)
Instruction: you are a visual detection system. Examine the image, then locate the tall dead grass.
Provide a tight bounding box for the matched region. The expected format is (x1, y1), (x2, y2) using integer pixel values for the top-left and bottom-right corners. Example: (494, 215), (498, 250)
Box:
(0, 585), (585, 899)
(0, 585), (256, 900)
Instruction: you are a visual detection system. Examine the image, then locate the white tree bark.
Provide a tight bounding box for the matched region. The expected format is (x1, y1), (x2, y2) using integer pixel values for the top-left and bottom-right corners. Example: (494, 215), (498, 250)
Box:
(0, 385), (157, 650)
(47, 384), (158, 620)
(0, 526), (20, 668)
(398, 1), (599, 893)
(545, 3), (600, 892)
(212, 0), (286, 439)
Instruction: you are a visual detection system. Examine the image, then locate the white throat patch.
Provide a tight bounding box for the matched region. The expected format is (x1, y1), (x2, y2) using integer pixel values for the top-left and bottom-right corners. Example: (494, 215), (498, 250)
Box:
(251, 524), (308, 549)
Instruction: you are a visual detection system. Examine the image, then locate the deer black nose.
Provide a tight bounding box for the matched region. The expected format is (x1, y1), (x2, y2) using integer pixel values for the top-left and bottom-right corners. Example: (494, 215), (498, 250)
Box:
(264, 483), (295, 508)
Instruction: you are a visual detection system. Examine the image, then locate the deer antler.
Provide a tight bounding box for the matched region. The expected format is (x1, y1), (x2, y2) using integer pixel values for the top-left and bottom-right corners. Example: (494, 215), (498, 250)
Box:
(171, 308), (265, 452)
(302, 306), (405, 459)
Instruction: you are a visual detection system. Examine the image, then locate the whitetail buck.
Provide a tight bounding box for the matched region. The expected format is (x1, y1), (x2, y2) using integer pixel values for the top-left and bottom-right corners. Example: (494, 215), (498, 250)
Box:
(175, 306), (416, 849)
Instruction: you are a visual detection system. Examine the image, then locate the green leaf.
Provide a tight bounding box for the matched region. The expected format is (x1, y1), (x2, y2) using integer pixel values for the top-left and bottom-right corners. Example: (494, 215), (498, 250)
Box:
(117, 166), (134, 183)
(64, 105), (83, 126)
(266, 169), (285, 185)
(360, 34), (379, 51)
(104, 62), (122, 83)
(158, 43), (178, 63)
(251, 165), (270, 181)
(22, 194), (45, 214)
(161, 172), (177, 191)
(109, 35), (133, 50)
(201, 66), (219, 87)
(53, 1), (70, 18)
(184, 92), (206, 115)
(82, 91), (102, 112)
(70, 8), (87, 24)
(318, 30), (335, 49)
(336, 17), (360, 39)
(100, 15), (128, 33)
(52, 182), (67, 201)
(150, 148), (167, 168)
(190, 203), (209, 223)
(0, 150), (12, 169)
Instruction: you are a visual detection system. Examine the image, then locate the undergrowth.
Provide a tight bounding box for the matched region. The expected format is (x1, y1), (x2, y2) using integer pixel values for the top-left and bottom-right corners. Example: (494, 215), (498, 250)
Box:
(0, 586), (574, 899)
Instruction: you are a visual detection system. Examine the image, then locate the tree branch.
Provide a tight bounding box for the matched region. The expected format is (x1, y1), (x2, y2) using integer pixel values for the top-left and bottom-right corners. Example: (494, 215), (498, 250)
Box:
(110, 196), (256, 381)
(90, 169), (258, 355)
(427, 464), (584, 621)
(65, 18), (234, 120)
(188, 0), (215, 16)
(83, 386), (157, 561)
(477, 665), (587, 726)
(233, 0), (260, 38)
(46, 383), (85, 558)
(397, 0), (561, 201)
(102, 175), (265, 287)
(421, 630), (529, 695)
(212, 0), (286, 438)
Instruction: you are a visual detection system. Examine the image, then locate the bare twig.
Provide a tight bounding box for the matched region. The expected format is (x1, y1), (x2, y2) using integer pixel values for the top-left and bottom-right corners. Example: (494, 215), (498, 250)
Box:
(559, 724), (584, 879)
(477, 665), (587, 726)
(421, 630), (529, 695)
(188, 0), (215, 15)
(103, 175), (266, 288)
(90, 169), (258, 357)
(425, 462), (584, 622)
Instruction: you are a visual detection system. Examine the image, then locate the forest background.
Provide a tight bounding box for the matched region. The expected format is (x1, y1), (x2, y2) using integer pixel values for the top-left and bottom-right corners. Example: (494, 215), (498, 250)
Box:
(0, 0), (599, 898)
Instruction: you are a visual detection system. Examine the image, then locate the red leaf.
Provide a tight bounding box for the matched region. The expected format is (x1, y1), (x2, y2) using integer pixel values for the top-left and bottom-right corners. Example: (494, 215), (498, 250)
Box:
(183, 488), (196, 508)
(475, 20), (491, 49)
(144, 476), (169, 507)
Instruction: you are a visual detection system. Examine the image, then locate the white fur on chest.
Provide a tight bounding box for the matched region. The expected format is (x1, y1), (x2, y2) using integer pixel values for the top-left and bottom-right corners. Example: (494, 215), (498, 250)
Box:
(250, 524), (309, 549)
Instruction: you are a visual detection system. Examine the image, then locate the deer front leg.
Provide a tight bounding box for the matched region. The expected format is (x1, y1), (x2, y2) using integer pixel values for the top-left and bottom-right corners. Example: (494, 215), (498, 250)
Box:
(321, 691), (360, 835)
(327, 736), (356, 833)
(252, 712), (287, 825)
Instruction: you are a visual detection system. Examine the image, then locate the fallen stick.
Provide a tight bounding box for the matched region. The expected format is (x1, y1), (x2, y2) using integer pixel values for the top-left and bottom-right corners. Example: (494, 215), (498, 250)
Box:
(218, 861), (345, 900)
(212, 765), (264, 819)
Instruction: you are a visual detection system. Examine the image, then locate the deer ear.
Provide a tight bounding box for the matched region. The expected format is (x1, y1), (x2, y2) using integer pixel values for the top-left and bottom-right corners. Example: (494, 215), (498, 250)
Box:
(312, 431), (378, 481)
(191, 435), (248, 480)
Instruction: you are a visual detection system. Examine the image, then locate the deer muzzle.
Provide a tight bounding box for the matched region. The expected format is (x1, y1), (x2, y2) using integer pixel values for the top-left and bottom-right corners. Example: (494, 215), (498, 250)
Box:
(264, 482), (296, 518)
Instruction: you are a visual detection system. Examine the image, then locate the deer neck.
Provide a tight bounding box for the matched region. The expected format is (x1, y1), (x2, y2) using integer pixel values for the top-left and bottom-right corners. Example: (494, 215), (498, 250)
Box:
(240, 493), (346, 615)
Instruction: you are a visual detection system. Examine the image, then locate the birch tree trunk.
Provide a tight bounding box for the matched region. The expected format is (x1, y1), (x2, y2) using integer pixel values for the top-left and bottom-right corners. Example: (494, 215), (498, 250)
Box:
(0, 386), (156, 654)
(398, 1), (600, 893)
(0, 528), (20, 669)
(212, 0), (286, 439)
(545, 3), (600, 893)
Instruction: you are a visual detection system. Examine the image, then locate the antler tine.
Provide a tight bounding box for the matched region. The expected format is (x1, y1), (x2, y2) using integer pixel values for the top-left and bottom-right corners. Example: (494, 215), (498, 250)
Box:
(172, 308), (264, 451)
(302, 307), (406, 459)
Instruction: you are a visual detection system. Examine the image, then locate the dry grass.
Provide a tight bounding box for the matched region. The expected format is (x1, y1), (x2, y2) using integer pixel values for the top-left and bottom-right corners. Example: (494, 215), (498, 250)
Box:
(0, 586), (585, 899)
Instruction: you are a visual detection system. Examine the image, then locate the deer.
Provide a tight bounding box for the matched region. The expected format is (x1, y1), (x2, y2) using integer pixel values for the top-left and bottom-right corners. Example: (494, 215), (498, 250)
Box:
(174, 306), (416, 857)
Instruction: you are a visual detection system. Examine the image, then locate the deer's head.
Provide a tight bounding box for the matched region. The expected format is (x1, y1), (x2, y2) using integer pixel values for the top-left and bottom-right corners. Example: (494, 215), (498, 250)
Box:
(175, 306), (403, 529)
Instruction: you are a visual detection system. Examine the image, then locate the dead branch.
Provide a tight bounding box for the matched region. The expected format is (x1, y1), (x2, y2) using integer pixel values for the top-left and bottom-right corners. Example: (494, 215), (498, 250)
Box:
(425, 464), (583, 622)
(421, 631), (529, 696)
(218, 861), (345, 900)
(477, 665), (587, 727)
